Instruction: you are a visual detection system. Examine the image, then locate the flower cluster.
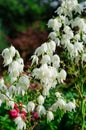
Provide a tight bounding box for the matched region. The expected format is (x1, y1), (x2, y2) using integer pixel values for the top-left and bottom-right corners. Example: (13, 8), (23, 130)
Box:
(50, 93), (76, 112)
(48, 0), (86, 60)
(9, 103), (27, 129)
(56, 0), (83, 17)
(32, 41), (66, 96)
(2, 46), (24, 83)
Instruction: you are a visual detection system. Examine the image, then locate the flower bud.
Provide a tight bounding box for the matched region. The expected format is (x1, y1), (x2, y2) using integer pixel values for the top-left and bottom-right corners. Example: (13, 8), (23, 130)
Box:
(37, 95), (45, 105)
(65, 102), (76, 112)
(9, 46), (16, 58)
(9, 109), (19, 119)
(27, 101), (35, 112)
(47, 111), (54, 122)
(36, 105), (46, 116)
(33, 112), (39, 119)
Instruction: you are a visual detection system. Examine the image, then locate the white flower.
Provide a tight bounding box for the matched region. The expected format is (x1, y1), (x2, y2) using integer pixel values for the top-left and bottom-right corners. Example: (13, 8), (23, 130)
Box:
(33, 64), (58, 93)
(32, 68), (40, 79)
(58, 69), (67, 83)
(31, 55), (39, 65)
(61, 35), (70, 47)
(27, 101), (35, 112)
(65, 101), (76, 112)
(48, 32), (57, 40)
(39, 64), (57, 84)
(74, 33), (80, 41)
(0, 78), (7, 92)
(2, 48), (12, 66)
(36, 105), (46, 116)
(51, 54), (60, 68)
(54, 38), (60, 46)
(64, 26), (73, 39)
(16, 75), (30, 95)
(16, 57), (24, 65)
(14, 116), (26, 130)
(8, 58), (24, 83)
(67, 43), (74, 52)
(48, 18), (62, 31)
(37, 95), (45, 105)
(18, 75), (30, 87)
(7, 100), (14, 109)
(2, 46), (16, 66)
(47, 40), (56, 55)
(41, 55), (51, 65)
(60, 15), (69, 25)
(3, 57), (12, 67)
(74, 4), (83, 14)
(57, 0), (81, 17)
(0, 77), (4, 86)
(34, 41), (56, 56)
(8, 85), (17, 95)
(64, 26), (71, 33)
(67, 42), (83, 58)
(50, 102), (58, 112)
(8, 61), (20, 77)
(47, 111), (54, 122)
(35, 42), (48, 56)
(16, 58), (24, 72)
(10, 77), (18, 83)
(42, 87), (50, 96)
(56, 98), (66, 110)
(82, 34), (86, 43)
(39, 64), (50, 79)
(67, 43), (75, 58)
(2, 92), (13, 103)
(74, 42), (83, 53)
(9, 46), (16, 58)
(56, 0), (79, 18)
(55, 92), (61, 98)
(42, 64), (52, 78)
(2, 48), (9, 58)
(82, 53), (86, 62)
(71, 17), (85, 32)
(48, 18), (54, 28)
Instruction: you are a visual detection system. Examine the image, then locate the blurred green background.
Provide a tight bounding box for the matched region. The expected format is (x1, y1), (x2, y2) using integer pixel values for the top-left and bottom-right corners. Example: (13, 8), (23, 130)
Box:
(0, 0), (85, 58)
(0, 0), (59, 50)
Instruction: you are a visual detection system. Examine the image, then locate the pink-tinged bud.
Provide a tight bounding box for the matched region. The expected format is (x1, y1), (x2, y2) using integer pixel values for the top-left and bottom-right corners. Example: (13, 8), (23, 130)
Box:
(21, 110), (27, 116)
(14, 103), (18, 109)
(20, 109), (27, 119)
(33, 112), (39, 119)
(14, 104), (20, 113)
(9, 109), (19, 119)
(30, 83), (37, 88)
(19, 103), (23, 107)
(20, 113), (25, 119)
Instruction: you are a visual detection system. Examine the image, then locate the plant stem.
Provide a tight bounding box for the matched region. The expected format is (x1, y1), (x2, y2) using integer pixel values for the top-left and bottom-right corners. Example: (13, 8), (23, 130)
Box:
(81, 79), (85, 130)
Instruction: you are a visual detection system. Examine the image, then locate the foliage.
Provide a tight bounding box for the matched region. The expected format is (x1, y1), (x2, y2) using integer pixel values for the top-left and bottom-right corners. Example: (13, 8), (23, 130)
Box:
(78, 0), (86, 3)
(0, 19), (8, 50)
(0, 0), (59, 34)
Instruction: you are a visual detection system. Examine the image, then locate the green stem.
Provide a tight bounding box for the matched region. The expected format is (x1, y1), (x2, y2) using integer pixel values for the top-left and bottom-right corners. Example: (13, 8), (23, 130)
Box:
(79, 63), (85, 130)
(81, 81), (85, 130)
